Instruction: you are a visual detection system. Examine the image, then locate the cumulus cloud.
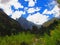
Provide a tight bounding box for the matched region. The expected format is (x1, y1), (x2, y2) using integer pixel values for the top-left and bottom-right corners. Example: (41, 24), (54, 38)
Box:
(43, 0), (60, 18)
(27, 7), (40, 13)
(43, 5), (60, 18)
(52, 5), (60, 17)
(0, 0), (23, 15)
(0, 0), (24, 20)
(0, 0), (60, 26)
(11, 11), (25, 20)
(0, 3), (13, 15)
(4, 7), (13, 16)
(27, 12), (49, 25)
(9, 0), (23, 9)
(28, 0), (35, 7)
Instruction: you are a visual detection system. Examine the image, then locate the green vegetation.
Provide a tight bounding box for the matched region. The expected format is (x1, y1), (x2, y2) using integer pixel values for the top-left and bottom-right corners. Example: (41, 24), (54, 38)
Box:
(0, 19), (60, 45)
(0, 9), (23, 36)
(0, 9), (60, 45)
(57, 0), (60, 4)
(0, 23), (60, 45)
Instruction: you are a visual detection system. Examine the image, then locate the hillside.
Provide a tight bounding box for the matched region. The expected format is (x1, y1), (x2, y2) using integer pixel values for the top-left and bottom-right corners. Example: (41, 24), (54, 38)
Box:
(0, 9), (23, 36)
(0, 17), (59, 45)
(0, 8), (60, 45)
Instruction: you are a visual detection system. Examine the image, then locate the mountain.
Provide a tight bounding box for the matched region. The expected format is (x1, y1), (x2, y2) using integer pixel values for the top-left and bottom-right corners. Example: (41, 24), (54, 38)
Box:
(0, 8), (60, 36)
(42, 18), (59, 27)
(18, 17), (36, 29)
(0, 9), (23, 36)
(18, 17), (56, 30)
(18, 15), (60, 29)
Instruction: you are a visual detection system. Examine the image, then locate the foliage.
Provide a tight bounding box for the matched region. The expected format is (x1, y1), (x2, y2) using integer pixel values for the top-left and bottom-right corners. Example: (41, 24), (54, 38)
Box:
(0, 9), (23, 36)
(0, 9), (60, 45)
(57, 0), (60, 4)
(0, 19), (59, 45)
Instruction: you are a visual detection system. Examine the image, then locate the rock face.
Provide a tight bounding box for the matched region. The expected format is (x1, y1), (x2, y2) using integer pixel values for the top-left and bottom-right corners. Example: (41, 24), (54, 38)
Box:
(0, 9), (23, 36)
(18, 17), (36, 29)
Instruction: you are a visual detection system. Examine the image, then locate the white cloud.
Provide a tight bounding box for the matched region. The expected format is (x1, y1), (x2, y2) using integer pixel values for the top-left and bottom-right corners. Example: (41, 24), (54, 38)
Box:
(0, 2), (13, 15)
(8, 0), (23, 9)
(28, 0), (35, 7)
(11, 11), (25, 20)
(52, 5), (60, 17)
(13, 2), (23, 9)
(43, 9), (52, 14)
(0, 0), (24, 15)
(43, 5), (60, 18)
(9, 0), (23, 9)
(34, 0), (37, 3)
(35, 7), (41, 11)
(50, 1), (56, 5)
(25, 0), (28, 2)
(4, 8), (13, 16)
(27, 12), (49, 25)
(27, 7), (40, 13)
(24, 7), (28, 11)
(27, 8), (35, 13)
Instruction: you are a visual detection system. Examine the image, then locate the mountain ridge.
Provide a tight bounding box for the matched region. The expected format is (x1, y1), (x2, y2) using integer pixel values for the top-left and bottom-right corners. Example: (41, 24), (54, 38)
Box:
(0, 9), (23, 36)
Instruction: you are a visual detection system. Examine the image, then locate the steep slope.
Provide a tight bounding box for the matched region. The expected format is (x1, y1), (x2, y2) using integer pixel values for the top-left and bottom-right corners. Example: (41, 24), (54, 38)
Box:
(18, 17), (36, 29)
(0, 9), (23, 36)
(42, 18), (59, 27)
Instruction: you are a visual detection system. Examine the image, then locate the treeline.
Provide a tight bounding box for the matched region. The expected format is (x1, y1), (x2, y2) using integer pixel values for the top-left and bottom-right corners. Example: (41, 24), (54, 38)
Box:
(0, 9), (23, 36)
(24, 18), (60, 36)
(0, 9), (60, 36)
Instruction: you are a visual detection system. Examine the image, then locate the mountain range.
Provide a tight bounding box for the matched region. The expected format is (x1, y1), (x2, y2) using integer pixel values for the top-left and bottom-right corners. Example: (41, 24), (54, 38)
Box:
(0, 9), (60, 36)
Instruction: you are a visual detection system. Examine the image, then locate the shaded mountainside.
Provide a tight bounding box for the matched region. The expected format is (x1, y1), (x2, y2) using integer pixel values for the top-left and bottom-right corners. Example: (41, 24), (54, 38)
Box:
(42, 18), (59, 27)
(0, 9), (23, 36)
(0, 9), (60, 36)
(18, 17), (36, 29)
(29, 18), (60, 35)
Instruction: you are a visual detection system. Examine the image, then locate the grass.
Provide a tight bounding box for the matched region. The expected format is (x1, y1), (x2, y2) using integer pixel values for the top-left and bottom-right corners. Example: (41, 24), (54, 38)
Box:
(0, 20), (60, 45)
(0, 24), (60, 45)
(0, 14), (60, 45)
(0, 32), (35, 45)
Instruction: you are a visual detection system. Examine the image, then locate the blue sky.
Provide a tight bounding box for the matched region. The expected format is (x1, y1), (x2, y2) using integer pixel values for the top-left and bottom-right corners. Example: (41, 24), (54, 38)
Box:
(0, 0), (59, 25)
(10, 0), (55, 19)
